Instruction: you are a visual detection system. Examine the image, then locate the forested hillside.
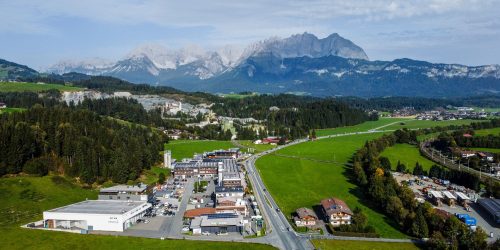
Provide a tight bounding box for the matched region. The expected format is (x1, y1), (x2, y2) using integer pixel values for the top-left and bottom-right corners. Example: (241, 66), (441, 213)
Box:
(0, 105), (165, 183)
(212, 94), (374, 138)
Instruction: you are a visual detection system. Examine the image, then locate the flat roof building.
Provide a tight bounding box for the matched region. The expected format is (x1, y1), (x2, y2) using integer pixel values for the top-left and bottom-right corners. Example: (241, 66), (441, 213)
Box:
(190, 213), (244, 235)
(98, 183), (151, 202)
(43, 200), (151, 232)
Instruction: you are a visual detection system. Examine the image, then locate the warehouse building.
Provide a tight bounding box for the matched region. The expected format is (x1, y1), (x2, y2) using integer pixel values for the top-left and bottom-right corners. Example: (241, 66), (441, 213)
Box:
(190, 213), (245, 235)
(478, 198), (500, 224)
(98, 183), (151, 202)
(43, 200), (151, 232)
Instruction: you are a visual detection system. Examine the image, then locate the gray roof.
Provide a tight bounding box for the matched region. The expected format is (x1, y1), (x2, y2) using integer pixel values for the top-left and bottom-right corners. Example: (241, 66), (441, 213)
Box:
(46, 200), (149, 214)
(100, 183), (148, 193)
(478, 199), (500, 218)
(215, 186), (244, 193)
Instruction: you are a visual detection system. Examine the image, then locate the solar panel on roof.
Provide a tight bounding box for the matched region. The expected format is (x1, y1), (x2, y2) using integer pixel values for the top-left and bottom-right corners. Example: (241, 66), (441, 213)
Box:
(207, 213), (238, 219)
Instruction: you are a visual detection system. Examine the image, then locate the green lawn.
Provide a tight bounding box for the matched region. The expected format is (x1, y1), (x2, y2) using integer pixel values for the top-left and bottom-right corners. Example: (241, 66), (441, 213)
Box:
(383, 119), (478, 131)
(0, 176), (274, 250)
(474, 127), (500, 136)
(0, 81), (82, 92)
(256, 132), (409, 238)
(0, 107), (26, 114)
(164, 140), (235, 160)
(237, 140), (277, 153)
(312, 239), (422, 250)
(316, 118), (412, 137)
(380, 144), (438, 172)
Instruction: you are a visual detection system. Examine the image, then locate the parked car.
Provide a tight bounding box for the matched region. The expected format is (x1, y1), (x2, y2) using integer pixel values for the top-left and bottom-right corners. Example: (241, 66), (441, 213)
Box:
(202, 231), (210, 236)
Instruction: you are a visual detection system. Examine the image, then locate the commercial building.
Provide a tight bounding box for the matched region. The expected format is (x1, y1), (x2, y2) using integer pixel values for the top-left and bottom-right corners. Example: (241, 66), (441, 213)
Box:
(43, 200), (151, 232)
(190, 213), (245, 235)
(215, 186), (245, 198)
(204, 148), (240, 159)
(478, 198), (500, 224)
(98, 183), (151, 202)
(173, 160), (219, 178)
(320, 197), (352, 227)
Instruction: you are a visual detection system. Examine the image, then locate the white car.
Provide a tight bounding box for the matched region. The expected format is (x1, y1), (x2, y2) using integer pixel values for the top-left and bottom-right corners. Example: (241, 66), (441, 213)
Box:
(201, 231), (210, 236)
(182, 227), (190, 232)
(144, 219), (150, 224)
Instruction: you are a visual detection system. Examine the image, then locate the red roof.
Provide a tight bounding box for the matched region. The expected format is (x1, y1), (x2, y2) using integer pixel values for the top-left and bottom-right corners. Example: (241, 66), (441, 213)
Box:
(463, 133), (473, 138)
(184, 208), (216, 218)
(321, 197), (352, 216)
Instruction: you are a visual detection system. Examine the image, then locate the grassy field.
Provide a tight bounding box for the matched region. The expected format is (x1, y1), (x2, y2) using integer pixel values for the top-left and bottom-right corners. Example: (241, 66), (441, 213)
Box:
(311, 239), (422, 250)
(237, 140), (277, 153)
(0, 176), (274, 250)
(0, 82), (82, 92)
(256, 132), (408, 238)
(380, 144), (438, 172)
(316, 118), (412, 137)
(383, 119), (477, 131)
(0, 107), (26, 114)
(474, 127), (500, 136)
(141, 166), (171, 185)
(165, 140), (235, 160)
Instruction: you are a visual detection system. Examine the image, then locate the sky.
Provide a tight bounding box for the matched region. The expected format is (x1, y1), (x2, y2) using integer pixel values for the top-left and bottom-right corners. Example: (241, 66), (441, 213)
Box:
(1, 0), (499, 70)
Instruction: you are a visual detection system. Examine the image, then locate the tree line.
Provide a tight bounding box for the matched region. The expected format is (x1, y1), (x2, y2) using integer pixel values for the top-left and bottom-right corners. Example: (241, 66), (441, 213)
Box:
(0, 104), (165, 184)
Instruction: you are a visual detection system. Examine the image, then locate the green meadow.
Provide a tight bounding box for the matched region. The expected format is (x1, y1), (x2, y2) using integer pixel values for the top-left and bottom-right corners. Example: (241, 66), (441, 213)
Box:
(312, 239), (422, 250)
(316, 118), (412, 136)
(0, 81), (82, 92)
(382, 119), (478, 130)
(474, 127), (500, 136)
(256, 132), (409, 238)
(380, 144), (438, 172)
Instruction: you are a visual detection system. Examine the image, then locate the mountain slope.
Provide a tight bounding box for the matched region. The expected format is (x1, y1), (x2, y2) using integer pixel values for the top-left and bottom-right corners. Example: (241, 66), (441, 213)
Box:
(0, 59), (39, 80)
(45, 32), (369, 84)
(201, 55), (500, 97)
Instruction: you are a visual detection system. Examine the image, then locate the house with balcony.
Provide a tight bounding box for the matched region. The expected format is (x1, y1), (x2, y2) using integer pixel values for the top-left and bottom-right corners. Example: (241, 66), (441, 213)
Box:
(320, 197), (352, 227)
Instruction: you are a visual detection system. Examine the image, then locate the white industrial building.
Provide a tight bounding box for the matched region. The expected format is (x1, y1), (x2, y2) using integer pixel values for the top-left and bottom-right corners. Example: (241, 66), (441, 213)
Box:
(43, 200), (151, 232)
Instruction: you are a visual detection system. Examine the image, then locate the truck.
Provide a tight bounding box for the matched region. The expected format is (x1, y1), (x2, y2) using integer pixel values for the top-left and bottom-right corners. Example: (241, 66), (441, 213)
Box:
(464, 217), (477, 226)
(455, 213), (469, 220)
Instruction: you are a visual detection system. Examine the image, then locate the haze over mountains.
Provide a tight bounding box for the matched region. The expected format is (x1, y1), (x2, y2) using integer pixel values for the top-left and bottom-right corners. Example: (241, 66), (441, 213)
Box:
(8, 32), (500, 97)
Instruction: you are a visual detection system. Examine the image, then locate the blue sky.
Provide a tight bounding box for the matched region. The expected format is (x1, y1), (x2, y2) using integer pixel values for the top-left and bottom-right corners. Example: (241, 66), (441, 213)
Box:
(1, 0), (499, 70)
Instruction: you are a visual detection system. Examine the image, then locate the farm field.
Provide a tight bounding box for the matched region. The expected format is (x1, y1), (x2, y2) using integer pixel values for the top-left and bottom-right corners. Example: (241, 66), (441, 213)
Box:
(316, 117), (411, 136)
(474, 127), (500, 136)
(311, 239), (422, 250)
(0, 81), (82, 92)
(256, 132), (409, 238)
(0, 176), (274, 250)
(237, 140), (277, 153)
(164, 140), (235, 160)
(380, 144), (438, 172)
(383, 119), (477, 130)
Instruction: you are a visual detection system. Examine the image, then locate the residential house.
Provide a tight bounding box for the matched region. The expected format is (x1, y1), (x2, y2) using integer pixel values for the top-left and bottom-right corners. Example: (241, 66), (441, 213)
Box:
(320, 197), (352, 227)
(294, 207), (317, 227)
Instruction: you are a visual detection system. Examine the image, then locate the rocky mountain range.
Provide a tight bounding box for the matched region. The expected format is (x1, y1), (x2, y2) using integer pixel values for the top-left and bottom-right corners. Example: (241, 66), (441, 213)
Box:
(5, 32), (500, 97)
